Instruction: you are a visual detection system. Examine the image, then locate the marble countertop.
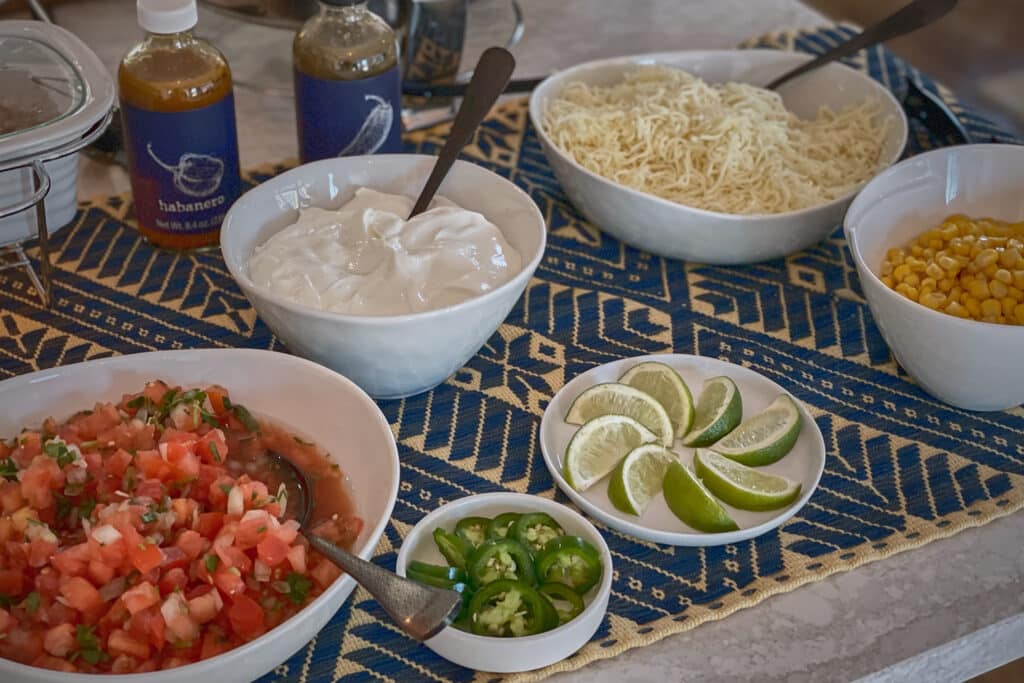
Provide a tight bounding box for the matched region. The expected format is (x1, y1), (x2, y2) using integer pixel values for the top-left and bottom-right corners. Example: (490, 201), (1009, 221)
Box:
(33, 0), (1024, 680)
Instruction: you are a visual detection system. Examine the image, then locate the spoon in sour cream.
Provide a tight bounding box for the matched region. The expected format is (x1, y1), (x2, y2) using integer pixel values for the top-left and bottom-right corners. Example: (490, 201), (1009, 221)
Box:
(266, 450), (462, 641)
(408, 46), (517, 218)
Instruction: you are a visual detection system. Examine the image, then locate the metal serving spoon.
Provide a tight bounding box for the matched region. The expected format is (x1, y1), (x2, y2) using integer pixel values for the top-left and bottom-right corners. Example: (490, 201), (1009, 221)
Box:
(408, 45), (517, 218)
(266, 451), (461, 641)
(763, 0), (958, 90)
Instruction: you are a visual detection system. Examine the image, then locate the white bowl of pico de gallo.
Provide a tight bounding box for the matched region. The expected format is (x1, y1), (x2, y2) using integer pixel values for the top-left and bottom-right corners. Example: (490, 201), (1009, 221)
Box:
(0, 349), (400, 682)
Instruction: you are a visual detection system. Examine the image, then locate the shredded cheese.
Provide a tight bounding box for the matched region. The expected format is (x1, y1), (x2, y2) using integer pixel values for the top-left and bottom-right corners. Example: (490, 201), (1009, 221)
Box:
(542, 66), (891, 215)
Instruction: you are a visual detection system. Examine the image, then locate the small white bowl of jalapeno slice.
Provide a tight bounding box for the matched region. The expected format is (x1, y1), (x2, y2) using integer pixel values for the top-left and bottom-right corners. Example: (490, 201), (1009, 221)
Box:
(395, 492), (613, 673)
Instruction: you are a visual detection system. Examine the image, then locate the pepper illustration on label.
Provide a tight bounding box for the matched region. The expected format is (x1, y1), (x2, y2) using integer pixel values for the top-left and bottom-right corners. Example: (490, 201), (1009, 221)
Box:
(147, 142), (225, 197)
(338, 94), (394, 157)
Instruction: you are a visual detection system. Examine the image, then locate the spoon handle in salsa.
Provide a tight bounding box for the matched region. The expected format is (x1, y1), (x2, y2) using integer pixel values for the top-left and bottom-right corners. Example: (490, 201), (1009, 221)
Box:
(408, 46), (516, 218)
(764, 0), (958, 91)
(306, 534), (463, 641)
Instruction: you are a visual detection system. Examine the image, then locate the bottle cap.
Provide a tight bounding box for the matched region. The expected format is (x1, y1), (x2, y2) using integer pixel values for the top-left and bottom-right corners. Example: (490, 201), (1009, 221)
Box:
(137, 0), (198, 34)
(319, 0), (366, 7)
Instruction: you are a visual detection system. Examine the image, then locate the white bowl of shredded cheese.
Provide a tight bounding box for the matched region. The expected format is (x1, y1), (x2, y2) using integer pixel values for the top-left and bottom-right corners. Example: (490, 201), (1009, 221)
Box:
(221, 155), (545, 399)
(529, 50), (907, 264)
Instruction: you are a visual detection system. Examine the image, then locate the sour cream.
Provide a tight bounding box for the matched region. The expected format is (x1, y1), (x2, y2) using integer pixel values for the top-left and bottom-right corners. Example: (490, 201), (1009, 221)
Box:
(249, 187), (522, 316)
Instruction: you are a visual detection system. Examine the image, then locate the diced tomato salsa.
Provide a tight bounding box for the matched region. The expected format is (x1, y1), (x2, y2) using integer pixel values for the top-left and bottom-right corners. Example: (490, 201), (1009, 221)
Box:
(0, 382), (363, 673)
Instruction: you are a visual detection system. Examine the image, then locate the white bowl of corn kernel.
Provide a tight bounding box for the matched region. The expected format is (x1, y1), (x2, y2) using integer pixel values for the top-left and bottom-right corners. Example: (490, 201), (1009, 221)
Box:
(844, 143), (1024, 411)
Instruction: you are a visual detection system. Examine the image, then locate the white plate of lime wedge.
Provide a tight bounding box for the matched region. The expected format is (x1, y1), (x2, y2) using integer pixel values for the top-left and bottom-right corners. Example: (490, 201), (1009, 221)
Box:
(539, 354), (826, 546)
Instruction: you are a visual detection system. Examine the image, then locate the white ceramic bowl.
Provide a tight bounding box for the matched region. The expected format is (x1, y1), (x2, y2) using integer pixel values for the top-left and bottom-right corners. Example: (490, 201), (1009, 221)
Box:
(395, 492), (612, 673)
(0, 349), (400, 683)
(540, 354), (826, 546)
(221, 155), (546, 399)
(845, 143), (1024, 411)
(528, 50), (908, 264)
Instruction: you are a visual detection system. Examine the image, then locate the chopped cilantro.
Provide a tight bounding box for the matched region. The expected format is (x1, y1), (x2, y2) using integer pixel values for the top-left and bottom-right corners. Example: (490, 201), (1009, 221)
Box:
(285, 572), (311, 605)
(140, 510), (158, 524)
(219, 484), (232, 495)
(19, 592), (40, 615)
(251, 490), (258, 502)
(125, 395), (151, 410)
(204, 554), (220, 573)
(0, 594), (12, 608)
(230, 403), (259, 433)
(78, 440), (100, 451)
(256, 525), (267, 533)
(77, 497), (97, 521)
(155, 495), (170, 513)
(74, 624), (107, 665)
(0, 458), (17, 481)
(173, 639), (193, 649)
(209, 442), (222, 463)
(55, 495), (73, 520)
(43, 439), (76, 468)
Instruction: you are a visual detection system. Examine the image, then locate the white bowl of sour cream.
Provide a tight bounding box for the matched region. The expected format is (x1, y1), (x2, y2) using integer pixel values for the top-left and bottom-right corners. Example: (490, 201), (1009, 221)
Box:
(221, 155), (546, 399)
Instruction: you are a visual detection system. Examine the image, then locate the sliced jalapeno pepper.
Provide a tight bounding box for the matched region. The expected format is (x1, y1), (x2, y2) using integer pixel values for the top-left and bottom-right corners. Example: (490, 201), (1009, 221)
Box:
(432, 527), (471, 570)
(486, 512), (522, 540)
(511, 512), (565, 554)
(467, 579), (558, 637)
(538, 582), (585, 624)
(534, 535), (602, 594)
(467, 537), (537, 587)
(454, 516), (491, 548)
(407, 560), (467, 588)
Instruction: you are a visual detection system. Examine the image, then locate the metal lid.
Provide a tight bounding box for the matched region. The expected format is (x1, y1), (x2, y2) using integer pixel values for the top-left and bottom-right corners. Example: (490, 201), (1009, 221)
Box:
(0, 21), (114, 165)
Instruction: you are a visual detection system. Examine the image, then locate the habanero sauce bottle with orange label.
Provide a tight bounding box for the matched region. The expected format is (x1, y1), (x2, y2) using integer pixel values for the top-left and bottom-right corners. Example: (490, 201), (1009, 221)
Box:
(119, 0), (241, 250)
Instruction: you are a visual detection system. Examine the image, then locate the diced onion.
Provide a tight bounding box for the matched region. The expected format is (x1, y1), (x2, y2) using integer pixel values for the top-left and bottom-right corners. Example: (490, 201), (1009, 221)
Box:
(271, 581), (291, 594)
(160, 592), (189, 625)
(254, 559), (271, 582)
(213, 532), (234, 549)
(227, 486), (244, 516)
(99, 576), (127, 602)
(158, 442), (169, 461)
(91, 524), (123, 546)
(241, 509), (270, 524)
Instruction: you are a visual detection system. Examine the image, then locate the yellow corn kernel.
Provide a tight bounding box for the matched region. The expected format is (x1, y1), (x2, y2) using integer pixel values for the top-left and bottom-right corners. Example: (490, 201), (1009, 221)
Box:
(1008, 238), (1023, 251)
(983, 263), (999, 279)
(946, 301), (969, 318)
(1002, 297), (1017, 317)
(906, 257), (926, 272)
(1014, 270), (1024, 289)
(1015, 303), (1024, 324)
(940, 223), (959, 240)
(981, 298), (1002, 318)
(1000, 247), (1021, 269)
(881, 275), (894, 288)
(1009, 286), (1023, 300)
(880, 260), (893, 276)
(919, 292), (945, 310)
(975, 248), (999, 269)
(965, 297), (982, 317)
(949, 286), (963, 301)
(951, 238), (971, 256)
(924, 262), (944, 279)
(994, 268), (1013, 285)
(990, 279), (1009, 299)
(893, 263), (912, 281)
(968, 280), (991, 300)
(904, 273), (921, 288)
(910, 244), (924, 257)
(937, 278), (954, 293)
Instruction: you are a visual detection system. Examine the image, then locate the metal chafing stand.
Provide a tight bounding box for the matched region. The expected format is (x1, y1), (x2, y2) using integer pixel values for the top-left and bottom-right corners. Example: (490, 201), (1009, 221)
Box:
(0, 110), (114, 307)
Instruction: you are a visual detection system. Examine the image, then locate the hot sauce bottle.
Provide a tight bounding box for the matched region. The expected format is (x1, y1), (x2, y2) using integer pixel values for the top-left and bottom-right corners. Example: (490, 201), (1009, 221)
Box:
(119, 0), (242, 250)
(293, 0), (402, 163)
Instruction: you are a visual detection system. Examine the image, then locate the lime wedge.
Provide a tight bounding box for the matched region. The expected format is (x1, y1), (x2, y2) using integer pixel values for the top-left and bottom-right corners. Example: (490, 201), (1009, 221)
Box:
(681, 376), (742, 447)
(662, 460), (738, 533)
(564, 382), (674, 446)
(563, 414), (658, 492)
(694, 449), (802, 511)
(713, 394), (802, 466)
(607, 444), (675, 515)
(618, 362), (695, 440)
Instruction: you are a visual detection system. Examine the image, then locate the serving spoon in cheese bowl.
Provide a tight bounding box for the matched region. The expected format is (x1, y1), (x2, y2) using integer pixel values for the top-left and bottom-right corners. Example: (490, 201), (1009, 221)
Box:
(266, 450), (462, 641)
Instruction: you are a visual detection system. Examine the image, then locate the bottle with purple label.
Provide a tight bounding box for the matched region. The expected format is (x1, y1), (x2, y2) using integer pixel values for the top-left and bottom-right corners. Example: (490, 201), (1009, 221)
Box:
(119, 0), (241, 250)
(293, 0), (402, 164)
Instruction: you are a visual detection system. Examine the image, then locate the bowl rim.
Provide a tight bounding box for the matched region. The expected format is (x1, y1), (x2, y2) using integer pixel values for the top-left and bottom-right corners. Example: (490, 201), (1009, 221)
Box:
(394, 491), (613, 646)
(220, 154), (547, 325)
(844, 142), (1024, 334)
(0, 348), (401, 681)
(527, 49), (909, 222)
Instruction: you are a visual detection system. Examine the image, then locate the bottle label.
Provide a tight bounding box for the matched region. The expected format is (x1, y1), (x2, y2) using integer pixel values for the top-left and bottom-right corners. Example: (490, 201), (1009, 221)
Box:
(121, 95), (242, 236)
(294, 66), (402, 163)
